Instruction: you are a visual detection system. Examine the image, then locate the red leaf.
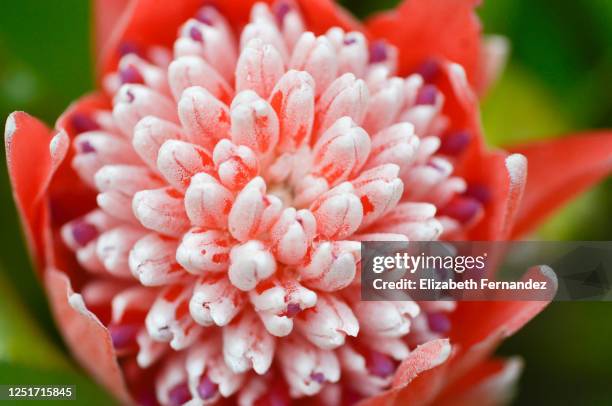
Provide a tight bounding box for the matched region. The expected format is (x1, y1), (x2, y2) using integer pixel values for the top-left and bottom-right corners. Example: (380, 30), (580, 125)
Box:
(45, 269), (132, 404)
(509, 132), (612, 237)
(360, 339), (452, 405)
(93, 0), (133, 65)
(296, 0), (363, 35)
(366, 0), (482, 86)
(4, 112), (67, 271)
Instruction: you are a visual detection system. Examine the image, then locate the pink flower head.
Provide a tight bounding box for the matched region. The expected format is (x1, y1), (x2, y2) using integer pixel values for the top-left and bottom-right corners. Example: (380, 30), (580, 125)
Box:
(4, 0), (612, 405)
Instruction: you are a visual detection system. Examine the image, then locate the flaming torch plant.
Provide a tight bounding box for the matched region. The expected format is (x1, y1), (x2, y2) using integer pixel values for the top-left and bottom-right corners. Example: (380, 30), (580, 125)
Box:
(4, 0), (612, 404)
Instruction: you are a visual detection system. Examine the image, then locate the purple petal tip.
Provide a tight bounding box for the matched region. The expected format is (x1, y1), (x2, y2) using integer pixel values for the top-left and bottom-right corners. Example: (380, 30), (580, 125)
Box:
(120, 65), (145, 85)
(369, 41), (388, 63)
(168, 383), (191, 406)
(427, 312), (451, 334)
(415, 84), (438, 105)
(285, 302), (302, 318)
(189, 25), (204, 43)
(71, 221), (98, 247)
(366, 351), (396, 378)
(197, 376), (218, 400)
(70, 113), (99, 134)
(310, 372), (326, 384)
(439, 130), (471, 155)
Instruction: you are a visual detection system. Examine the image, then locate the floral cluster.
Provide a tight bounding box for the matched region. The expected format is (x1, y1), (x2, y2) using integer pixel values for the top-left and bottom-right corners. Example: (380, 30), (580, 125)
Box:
(5, 0), (611, 405)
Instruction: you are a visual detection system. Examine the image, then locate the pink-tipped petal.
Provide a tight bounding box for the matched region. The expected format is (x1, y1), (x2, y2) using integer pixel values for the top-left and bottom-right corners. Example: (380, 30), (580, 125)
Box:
(112, 84), (177, 137)
(353, 301), (420, 338)
(296, 293), (359, 349)
(230, 91), (280, 158)
(228, 177), (282, 242)
(168, 55), (233, 103)
(277, 334), (341, 397)
(129, 233), (186, 286)
(146, 284), (201, 351)
(98, 0), (204, 78)
(132, 116), (185, 172)
(178, 86), (231, 150)
(365, 123), (419, 172)
(361, 339), (452, 405)
(222, 310), (275, 374)
(132, 187), (190, 237)
(298, 240), (360, 292)
(72, 131), (139, 187)
(363, 77), (406, 135)
(352, 164), (404, 229)
(269, 70), (316, 153)
(176, 228), (233, 274)
(184, 173), (234, 230)
(465, 153), (527, 240)
(228, 240), (277, 291)
(290, 32), (338, 97)
(156, 140), (214, 191)
(96, 225), (145, 277)
(212, 140), (260, 191)
(314, 74), (369, 136)
(310, 182), (363, 240)
(235, 38), (285, 98)
(270, 208), (316, 265)
(312, 117), (371, 186)
(326, 29), (368, 78)
(249, 277), (317, 337)
(189, 274), (244, 326)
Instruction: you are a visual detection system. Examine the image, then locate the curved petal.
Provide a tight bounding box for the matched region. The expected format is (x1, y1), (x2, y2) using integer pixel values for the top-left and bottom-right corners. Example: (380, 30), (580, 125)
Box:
(477, 35), (509, 96)
(366, 0), (482, 85)
(4, 112), (68, 271)
(56, 92), (112, 135)
(296, 0), (364, 35)
(93, 0), (133, 63)
(465, 152), (527, 240)
(98, 0), (205, 78)
(435, 61), (486, 162)
(448, 266), (556, 381)
(363, 268), (553, 405)
(360, 339), (452, 405)
(5, 94), (110, 272)
(509, 131), (612, 238)
(451, 267), (556, 347)
(435, 357), (523, 406)
(432, 62), (527, 240)
(45, 269), (132, 404)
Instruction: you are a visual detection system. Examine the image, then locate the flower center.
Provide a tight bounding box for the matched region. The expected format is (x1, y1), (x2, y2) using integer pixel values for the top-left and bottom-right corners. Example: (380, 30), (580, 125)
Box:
(268, 182), (296, 207)
(59, 1), (485, 403)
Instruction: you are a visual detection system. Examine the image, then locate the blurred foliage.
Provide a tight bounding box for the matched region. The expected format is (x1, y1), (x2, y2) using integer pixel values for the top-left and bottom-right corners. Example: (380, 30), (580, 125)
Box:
(0, 0), (109, 402)
(0, 0), (610, 405)
(0, 271), (116, 405)
(0, 0), (94, 339)
(0, 271), (68, 369)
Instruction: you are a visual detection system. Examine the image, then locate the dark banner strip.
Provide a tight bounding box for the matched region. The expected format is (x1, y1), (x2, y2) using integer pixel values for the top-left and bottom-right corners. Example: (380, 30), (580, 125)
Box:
(360, 241), (612, 301)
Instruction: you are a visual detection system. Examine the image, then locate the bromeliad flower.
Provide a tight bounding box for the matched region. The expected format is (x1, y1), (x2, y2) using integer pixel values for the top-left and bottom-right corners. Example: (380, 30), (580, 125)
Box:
(4, 0), (612, 405)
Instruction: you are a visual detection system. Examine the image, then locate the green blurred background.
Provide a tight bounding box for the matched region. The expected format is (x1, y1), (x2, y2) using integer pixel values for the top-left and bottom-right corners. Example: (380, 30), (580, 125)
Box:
(0, 0), (610, 404)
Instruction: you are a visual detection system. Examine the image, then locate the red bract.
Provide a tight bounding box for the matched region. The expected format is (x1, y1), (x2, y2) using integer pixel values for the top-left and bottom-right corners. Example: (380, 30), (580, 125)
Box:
(4, 0), (612, 405)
